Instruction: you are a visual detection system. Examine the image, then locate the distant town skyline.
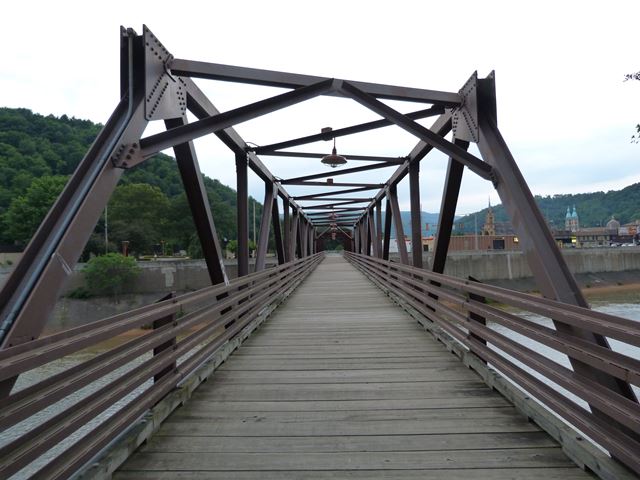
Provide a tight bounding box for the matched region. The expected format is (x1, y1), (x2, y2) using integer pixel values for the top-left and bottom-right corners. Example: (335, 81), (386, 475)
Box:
(2, 1), (639, 215)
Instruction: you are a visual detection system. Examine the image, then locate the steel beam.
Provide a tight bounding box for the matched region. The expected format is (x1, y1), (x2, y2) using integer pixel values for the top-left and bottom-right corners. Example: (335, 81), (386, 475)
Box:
(339, 81), (494, 182)
(388, 186), (408, 264)
(170, 58), (462, 105)
(300, 199), (371, 209)
(368, 210), (378, 258)
(293, 186), (381, 200)
(300, 220), (308, 258)
(382, 198), (392, 260)
(475, 74), (638, 410)
(297, 197), (373, 203)
(305, 208), (366, 215)
(254, 106), (444, 154)
(272, 196), (285, 264)
(236, 152), (249, 276)
(257, 151), (405, 163)
(140, 79), (335, 156)
(432, 139), (468, 274)
(283, 197), (291, 262)
(375, 199), (383, 258)
(255, 183), (274, 271)
(0, 29), (148, 358)
(284, 181), (385, 188)
(281, 162), (396, 184)
(182, 78), (309, 223)
(409, 160), (422, 268)
(289, 209), (299, 261)
(352, 112), (453, 225)
(165, 117), (228, 286)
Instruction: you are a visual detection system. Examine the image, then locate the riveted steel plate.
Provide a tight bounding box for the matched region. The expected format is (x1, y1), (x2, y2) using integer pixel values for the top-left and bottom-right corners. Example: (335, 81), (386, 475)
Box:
(143, 25), (187, 121)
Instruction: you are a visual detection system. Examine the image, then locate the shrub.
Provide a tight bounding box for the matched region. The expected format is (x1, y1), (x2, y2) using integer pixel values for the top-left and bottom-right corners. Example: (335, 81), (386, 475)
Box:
(83, 253), (141, 301)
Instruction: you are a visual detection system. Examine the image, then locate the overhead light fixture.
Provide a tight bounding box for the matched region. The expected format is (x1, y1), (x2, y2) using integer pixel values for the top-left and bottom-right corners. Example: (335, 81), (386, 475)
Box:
(321, 137), (347, 168)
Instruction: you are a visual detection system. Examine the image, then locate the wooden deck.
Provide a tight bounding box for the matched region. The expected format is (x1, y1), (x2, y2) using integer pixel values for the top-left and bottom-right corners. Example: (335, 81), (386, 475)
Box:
(115, 254), (593, 479)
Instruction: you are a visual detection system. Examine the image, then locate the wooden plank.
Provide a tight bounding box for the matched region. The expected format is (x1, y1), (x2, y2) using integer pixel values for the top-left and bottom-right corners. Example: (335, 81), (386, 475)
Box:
(142, 431), (557, 452)
(218, 358), (462, 371)
(168, 406), (525, 423)
(180, 397), (512, 412)
(158, 415), (540, 436)
(119, 448), (578, 471)
(115, 469), (593, 480)
(114, 254), (591, 479)
(210, 368), (475, 384)
(191, 380), (497, 402)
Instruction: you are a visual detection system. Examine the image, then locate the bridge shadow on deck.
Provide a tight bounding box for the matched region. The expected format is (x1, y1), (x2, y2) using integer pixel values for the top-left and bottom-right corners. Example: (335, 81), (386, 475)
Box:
(115, 254), (593, 479)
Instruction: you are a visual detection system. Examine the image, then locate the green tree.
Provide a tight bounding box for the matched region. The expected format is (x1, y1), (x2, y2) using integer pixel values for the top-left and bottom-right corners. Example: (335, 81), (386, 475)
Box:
(83, 253), (141, 301)
(107, 183), (170, 255)
(3, 175), (68, 245)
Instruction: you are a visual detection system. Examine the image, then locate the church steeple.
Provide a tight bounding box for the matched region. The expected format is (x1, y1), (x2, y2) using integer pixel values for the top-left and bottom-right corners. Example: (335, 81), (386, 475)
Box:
(482, 197), (496, 236)
(565, 205), (579, 232)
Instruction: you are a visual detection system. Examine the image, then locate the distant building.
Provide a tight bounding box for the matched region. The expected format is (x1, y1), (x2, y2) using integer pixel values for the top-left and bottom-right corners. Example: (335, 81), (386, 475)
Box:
(565, 206), (579, 232)
(482, 201), (496, 236)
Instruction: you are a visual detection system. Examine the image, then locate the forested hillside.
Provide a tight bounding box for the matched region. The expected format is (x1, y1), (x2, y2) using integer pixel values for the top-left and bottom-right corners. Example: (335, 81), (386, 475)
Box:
(457, 185), (640, 234)
(0, 108), (263, 257)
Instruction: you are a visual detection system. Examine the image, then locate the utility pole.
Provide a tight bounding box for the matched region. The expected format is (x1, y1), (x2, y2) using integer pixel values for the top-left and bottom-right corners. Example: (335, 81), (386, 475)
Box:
(253, 199), (256, 246)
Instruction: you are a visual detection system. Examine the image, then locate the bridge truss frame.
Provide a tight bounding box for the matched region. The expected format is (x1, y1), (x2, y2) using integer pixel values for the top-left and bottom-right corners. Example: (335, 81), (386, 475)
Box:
(0, 25), (638, 478)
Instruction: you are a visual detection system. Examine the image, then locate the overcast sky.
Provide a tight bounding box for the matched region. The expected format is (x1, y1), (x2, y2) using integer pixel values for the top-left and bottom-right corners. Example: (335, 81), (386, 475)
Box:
(2, 0), (639, 215)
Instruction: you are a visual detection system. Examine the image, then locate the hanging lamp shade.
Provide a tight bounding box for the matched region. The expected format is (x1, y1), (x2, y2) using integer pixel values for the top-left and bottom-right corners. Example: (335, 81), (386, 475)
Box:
(321, 138), (347, 168)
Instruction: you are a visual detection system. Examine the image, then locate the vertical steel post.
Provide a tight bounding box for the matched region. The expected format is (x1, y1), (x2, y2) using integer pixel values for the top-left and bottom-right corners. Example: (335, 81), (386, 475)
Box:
(166, 117), (228, 286)
(290, 208), (299, 260)
(368, 210), (378, 257)
(432, 140), (468, 274)
(283, 197), (290, 262)
(255, 182), (274, 271)
(388, 185), (409, 264)
(375, 199), (383, 258)
(365, 215), (372, 256)
(409, 160), (422, 268)
(272, 195), (285, 264)
(235, 152), (249, 277)
(383, 198), (392, 260)
(300, 219), (308, 258)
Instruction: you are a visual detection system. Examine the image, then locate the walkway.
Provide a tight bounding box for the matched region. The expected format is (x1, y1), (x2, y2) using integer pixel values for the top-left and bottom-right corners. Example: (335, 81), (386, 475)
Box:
(114, 254), (592, 479)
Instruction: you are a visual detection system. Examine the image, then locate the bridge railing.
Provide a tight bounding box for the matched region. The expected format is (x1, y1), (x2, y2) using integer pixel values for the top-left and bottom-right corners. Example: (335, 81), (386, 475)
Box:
(344, 251), (640, 475)
(0, 252), (323, 480)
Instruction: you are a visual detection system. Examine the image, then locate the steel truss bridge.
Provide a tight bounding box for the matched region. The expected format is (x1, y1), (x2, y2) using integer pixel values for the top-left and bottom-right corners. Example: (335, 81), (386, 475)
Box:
(0, 26), (638, 479)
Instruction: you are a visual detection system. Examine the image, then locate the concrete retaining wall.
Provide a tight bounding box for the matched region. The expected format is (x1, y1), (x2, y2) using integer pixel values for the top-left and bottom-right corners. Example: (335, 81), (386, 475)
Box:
(389, 247), (640, 282)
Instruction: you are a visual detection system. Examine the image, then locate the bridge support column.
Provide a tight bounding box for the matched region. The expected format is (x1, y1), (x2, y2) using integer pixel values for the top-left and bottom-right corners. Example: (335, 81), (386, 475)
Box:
(375, 199), (383, 258)
(272, 195), (285, 264)
(368, 209), (378, 257)
(290, 208), (299, 260)
(283, 197), (291, 262)
(388, 185), (408, 264)
(255, 182), (274, 271)
(236, 152), (249, 277)
(432, 139), (468, 274)
(166, 116), (229, 286)
(409, 160), (422, 268)
(382, 198), (392, 260)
